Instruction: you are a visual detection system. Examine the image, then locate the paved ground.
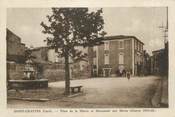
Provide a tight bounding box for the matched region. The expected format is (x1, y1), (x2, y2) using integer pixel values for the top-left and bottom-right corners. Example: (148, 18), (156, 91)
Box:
(8, 76), (161, 108)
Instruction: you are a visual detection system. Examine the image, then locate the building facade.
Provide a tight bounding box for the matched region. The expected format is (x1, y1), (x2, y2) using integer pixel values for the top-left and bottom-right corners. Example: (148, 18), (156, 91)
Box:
(47, 49), (62, 63)
(6, 29), (27, 81)
(7, 29), (27, 63)
(30, 46), (90, 78)
(30, 47), (49, 63)
(88, 35), (144, 77)
(31, 47), (71, 63)
(151, 46), (168, 76)
(142, 50), (151, 76)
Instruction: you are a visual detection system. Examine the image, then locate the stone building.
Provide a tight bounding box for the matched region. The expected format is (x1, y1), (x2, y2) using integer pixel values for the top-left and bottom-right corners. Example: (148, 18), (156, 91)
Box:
(6, 29), (27, 80)
(6, 29), (27, 63)
(142, 50), (151, 76)
(30, 47), (49, 63)
(30, 46), (90, 80)
(30, 47), (69, 63)
(151, 47), (168, 76)
(47, 48), (62, 63)
(88, 35), (144, 77)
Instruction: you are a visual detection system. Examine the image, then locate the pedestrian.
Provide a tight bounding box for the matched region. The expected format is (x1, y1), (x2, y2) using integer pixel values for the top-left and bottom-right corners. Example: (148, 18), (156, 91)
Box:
(126, 70), (131, 80)
(123, 69), (126, 77)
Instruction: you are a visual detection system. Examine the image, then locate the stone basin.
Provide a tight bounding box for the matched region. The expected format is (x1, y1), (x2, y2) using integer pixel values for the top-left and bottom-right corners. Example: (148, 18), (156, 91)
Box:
(8, 79), (48, 90)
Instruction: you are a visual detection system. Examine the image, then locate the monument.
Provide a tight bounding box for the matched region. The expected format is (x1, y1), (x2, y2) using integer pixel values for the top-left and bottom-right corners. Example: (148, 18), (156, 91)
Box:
(23, 58), (36, 80)
(8, 52), (48, 90)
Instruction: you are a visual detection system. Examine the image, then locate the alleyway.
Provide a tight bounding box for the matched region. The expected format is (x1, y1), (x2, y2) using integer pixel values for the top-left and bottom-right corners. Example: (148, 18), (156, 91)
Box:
(8, 76), (161, 108)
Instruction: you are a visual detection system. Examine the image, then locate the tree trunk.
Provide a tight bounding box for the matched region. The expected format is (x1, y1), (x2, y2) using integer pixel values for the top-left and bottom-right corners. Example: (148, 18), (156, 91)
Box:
(64, 48), (70, 95)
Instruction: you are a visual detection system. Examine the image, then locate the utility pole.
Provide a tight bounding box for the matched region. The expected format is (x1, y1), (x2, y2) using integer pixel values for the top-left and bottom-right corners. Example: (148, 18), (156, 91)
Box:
(158, 7), (168, 46)
(158, 7), (168, 76)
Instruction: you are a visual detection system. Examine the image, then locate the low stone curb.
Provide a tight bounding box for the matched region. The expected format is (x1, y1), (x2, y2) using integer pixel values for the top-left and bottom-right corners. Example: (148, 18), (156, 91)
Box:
(7, 97), (50, 102)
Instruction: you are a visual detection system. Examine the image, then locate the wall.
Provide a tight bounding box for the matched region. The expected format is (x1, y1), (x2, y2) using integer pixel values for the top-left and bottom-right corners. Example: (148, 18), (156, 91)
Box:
(7, 61), (91, 82)
(47, 47), (88, 63)
(41, 63), (65, 82)
(7, 29), (26, 63)
(97, 38), (133, 76)
(98, 44), (105, 76)
(87, 47), (94, 77)
(7, 62), (25, 80)
(41, 63), (91, 82)
(124, 39), (132, 70)
(7, 62), (65, 81)
(151, 49), (167, 76)
(31, 47), (48, 62)
(71, 61), (91, 79)
(89, 36), (145, 77)
(134, 39), (144, 75)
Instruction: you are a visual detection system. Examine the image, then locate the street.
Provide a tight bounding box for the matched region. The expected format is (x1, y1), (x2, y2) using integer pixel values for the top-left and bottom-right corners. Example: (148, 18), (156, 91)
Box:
(8, 76), (161, 108)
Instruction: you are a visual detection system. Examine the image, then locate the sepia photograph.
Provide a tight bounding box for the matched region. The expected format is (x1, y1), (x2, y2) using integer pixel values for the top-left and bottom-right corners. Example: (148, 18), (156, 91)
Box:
(6, 7), (168, 108)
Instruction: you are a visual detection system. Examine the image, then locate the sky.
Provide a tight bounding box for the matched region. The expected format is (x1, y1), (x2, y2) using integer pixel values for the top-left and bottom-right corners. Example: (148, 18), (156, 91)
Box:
(7, 7), (167, 54)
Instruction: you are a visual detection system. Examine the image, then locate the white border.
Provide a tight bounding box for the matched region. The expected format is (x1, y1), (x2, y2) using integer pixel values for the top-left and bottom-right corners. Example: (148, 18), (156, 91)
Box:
(1, 0), (175, 117)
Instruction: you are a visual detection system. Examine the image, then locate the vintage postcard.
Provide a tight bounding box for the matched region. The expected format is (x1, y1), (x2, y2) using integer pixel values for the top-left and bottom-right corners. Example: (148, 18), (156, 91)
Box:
(1, 0), (175, 117)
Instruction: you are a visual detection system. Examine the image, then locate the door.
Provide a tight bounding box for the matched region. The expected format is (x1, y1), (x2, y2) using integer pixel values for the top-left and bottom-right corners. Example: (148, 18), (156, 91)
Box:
(118, 53), (125, 76)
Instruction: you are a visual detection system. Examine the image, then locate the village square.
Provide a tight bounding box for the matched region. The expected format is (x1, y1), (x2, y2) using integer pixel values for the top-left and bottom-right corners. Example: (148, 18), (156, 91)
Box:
(7, 7), (168, 108)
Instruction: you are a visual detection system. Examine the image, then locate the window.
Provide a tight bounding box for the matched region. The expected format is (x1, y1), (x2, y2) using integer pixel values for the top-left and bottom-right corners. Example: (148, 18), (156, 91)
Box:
(119, 53), (124, 64)
(93, 46), (97, 57)
(104, 41), (109, 50)
(135, 41), (137, 50)
(104, 54), (109, 65)
(93, 46), (97, 51)
(139, 43), (141, 51)
(136, 41), (138, 51)
(55, 53), (59, 62)
(138, 43), (143, 52)
(118, 40), (124, 49)
(93, 58), (96, 65)
(137, 42), (140, 51)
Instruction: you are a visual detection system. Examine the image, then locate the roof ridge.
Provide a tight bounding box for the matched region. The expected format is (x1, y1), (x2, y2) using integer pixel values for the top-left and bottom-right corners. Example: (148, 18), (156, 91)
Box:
(103, 35), (144, 44)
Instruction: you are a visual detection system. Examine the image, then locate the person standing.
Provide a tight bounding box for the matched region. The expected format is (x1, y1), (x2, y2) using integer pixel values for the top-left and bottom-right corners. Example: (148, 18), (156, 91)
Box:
(126, 70), (131, 80)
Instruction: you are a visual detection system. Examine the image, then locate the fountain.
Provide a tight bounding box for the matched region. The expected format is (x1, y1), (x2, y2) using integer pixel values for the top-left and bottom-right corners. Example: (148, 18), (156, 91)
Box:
(23, 58), (36, 80)
(8, 54), (48, 90)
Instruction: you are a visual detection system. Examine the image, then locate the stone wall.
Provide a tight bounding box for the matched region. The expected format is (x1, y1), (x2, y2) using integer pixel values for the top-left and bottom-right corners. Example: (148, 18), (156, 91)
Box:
(7, 62), (25, 80)
(42, 63), (91, 82)
(7, 62), (91, 82)
(7, 29), (26, 63)
(31, 47), (49, 62)
(41, 63), (65, 82)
